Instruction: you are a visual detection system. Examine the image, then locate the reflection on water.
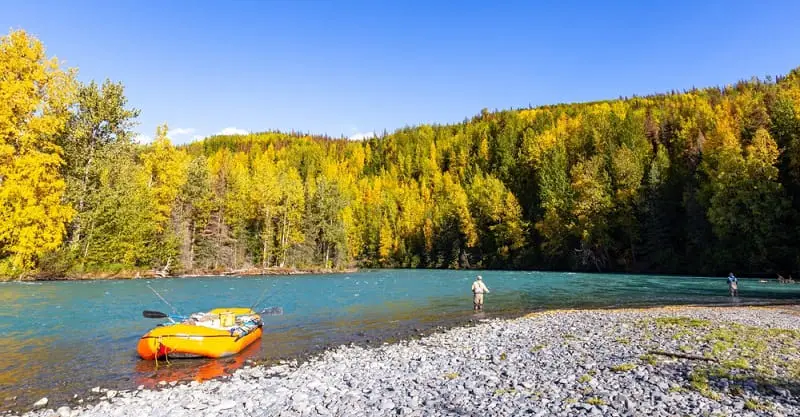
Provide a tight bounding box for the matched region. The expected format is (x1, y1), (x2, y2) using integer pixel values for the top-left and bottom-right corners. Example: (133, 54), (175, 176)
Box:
(1, 270), (799, 412)
(133, 338), (263, 387)
(0, 334), (55, 388)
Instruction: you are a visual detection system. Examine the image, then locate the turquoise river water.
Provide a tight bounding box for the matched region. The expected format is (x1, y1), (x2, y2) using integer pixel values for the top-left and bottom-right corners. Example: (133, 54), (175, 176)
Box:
(1, 269), (799, 412)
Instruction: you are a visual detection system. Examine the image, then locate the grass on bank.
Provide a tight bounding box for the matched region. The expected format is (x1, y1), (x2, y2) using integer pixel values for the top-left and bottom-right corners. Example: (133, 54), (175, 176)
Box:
(586, 396), (606, 406)
(610, 363), (636, 372)
(639, 315), (800, 400)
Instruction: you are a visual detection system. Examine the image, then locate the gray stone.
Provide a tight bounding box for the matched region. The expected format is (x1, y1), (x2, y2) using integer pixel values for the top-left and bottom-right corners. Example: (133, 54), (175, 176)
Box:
(33, 397), (48, 409)
(625, 399), (635, 409)
(218, 399), (236, 410)
(379, 399), (395, 410)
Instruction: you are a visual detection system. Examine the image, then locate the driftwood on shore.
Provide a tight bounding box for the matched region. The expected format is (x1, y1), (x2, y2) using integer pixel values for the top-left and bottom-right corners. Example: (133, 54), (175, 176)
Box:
(154, 258), (171, 278)
(647, 350), (718, 362)
(26, 266), (359, 281)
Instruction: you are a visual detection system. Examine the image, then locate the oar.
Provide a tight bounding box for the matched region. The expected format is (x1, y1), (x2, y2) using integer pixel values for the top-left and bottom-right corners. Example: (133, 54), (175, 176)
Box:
(142, 310), (184, 323)
(143, 310), (168, 318)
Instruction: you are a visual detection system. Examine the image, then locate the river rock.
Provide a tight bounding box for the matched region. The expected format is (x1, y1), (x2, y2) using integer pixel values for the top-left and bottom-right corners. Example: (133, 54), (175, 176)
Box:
(379, 399), (395, 410)
(217, 400), (236, 410)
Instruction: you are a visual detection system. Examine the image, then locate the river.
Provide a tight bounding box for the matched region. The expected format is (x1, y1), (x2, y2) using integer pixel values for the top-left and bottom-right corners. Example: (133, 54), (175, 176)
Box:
(1, 269), (798, 412)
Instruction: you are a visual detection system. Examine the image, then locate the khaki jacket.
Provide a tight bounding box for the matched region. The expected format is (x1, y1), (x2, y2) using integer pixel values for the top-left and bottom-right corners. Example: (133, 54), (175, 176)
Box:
(471, 281), (489, 294)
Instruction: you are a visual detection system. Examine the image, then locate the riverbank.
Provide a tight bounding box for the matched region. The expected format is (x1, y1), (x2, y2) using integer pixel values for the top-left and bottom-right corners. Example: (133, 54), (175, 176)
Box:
(12, 305), (800, 417)
(18, 266), (359, 281)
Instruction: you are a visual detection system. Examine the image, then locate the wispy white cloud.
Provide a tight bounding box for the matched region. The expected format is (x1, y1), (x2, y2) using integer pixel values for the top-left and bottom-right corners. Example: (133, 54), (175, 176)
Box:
(169, 127), (196, 137)
(349, 131), (375, 141)
(133, 134), (152, 144)
(218, 127), (248, 136)
(175, 127), (247, 143)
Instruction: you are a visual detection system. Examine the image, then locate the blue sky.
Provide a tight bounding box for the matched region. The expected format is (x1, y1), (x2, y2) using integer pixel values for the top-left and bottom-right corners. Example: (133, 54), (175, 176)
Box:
(4, 1), (800, 144)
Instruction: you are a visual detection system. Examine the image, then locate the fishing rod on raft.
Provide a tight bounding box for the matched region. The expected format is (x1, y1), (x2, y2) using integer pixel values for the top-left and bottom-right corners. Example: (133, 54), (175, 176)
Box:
(250, 281), (285, 316)
(143, 283), (184, 322)
(141, 280), (283, 319)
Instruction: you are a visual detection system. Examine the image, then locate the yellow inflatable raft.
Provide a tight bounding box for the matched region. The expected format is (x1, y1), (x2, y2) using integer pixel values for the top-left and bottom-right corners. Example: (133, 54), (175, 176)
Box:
(137, 308), (263, 360)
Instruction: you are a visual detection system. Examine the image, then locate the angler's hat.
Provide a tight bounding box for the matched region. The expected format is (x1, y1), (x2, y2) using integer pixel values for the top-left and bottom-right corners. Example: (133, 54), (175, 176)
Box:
(477, 275), (482, 280)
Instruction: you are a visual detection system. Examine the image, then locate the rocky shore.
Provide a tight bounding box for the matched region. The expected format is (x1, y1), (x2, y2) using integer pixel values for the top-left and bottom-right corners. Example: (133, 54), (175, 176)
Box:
(22, 267), (358, 282)
(14, 306), (800, 417)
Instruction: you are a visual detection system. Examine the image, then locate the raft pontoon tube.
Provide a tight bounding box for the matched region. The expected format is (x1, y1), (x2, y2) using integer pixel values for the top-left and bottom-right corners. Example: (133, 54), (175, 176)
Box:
(137, 308), (263, 359)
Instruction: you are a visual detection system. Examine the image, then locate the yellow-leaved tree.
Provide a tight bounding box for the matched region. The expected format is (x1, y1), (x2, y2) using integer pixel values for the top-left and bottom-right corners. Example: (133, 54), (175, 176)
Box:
(0, 30), (76, 277)
(140, 124), (189, 230)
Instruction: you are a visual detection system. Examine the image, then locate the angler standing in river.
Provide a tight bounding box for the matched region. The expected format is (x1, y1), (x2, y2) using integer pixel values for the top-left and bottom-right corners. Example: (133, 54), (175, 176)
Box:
(727, 272), (739, 297)
(471, 275), (490, 311)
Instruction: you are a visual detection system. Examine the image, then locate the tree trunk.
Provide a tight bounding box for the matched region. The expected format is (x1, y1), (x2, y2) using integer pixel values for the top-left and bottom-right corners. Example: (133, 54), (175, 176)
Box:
(280, 210), (288, 267)
(82, 217), (95, 260)
(71, 145), (96, 246)
(213, 211), (222, 270)
(188, 219), (195, 270)
(261, 207), (271, 268)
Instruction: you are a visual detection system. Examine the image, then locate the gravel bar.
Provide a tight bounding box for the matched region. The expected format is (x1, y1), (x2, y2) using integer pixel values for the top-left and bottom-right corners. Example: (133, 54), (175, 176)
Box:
(14, 306), (800, 417)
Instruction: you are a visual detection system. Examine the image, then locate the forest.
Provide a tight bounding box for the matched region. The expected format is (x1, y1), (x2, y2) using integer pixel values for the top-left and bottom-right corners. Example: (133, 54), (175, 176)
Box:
(2, 29), (800, 280)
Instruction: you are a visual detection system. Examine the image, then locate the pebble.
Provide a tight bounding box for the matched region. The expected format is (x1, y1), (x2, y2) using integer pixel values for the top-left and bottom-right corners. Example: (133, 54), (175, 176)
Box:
(217, 400), (236, 410)
(32, 397), (48, 409)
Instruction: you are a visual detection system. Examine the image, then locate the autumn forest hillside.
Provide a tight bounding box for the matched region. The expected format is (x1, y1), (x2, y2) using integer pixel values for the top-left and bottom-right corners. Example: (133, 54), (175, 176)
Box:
(3, 29), (800, 279)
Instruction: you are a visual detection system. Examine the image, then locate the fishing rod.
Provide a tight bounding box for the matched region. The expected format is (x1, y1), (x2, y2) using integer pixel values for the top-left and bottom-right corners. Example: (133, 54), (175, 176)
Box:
(146, 284), (181, 316)
(249, 281), (285, 315)
(249, 284), (272, 311)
